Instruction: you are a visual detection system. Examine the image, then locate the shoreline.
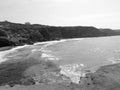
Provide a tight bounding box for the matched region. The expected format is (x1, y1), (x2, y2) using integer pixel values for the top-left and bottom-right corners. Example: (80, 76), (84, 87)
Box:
(0, 35), (119, 51)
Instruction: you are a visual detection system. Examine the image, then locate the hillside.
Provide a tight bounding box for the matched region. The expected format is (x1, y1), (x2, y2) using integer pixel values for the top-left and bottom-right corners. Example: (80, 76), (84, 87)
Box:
(0, 21), (120, 47)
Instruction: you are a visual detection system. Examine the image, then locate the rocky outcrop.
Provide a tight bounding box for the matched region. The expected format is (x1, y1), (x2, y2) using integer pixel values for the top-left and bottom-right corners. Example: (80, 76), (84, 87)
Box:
(79, 63), (120, 90)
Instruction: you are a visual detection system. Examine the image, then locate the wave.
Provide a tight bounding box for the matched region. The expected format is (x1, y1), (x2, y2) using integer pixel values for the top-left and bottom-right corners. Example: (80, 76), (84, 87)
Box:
(59, 63), (86, 83)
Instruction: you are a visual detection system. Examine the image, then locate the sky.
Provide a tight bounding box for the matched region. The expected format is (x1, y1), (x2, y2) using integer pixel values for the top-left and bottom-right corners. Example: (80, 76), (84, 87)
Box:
(0, 0), (120, 29)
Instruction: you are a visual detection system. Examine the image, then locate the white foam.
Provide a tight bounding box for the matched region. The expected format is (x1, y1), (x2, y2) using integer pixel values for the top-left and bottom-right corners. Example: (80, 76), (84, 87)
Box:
(31, 49), (38, 52)
(108, 57), (120, 64)
(34, 39), (66, 46)
(59, 64), (85, 83)
(0, 44), (31, 63)
(34, 38), (84, 47)
(41, 53), (51, 58)
(41, 50), (52, 53)
(11, 44), (30, 51)
(0, 51), (8, 62)
(41, 53), (59, 61)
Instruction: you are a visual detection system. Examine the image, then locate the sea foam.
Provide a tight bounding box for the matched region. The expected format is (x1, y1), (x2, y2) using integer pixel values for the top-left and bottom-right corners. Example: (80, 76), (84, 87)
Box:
(59, 64), (86, 83)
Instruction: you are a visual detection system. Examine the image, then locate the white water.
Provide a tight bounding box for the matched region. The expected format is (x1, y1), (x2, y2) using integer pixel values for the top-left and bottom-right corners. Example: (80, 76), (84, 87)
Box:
(0, 36), (120, 83)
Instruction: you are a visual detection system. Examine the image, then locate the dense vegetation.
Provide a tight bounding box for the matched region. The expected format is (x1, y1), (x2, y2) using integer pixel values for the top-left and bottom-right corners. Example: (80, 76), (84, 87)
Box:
(0, 21), (120, 47)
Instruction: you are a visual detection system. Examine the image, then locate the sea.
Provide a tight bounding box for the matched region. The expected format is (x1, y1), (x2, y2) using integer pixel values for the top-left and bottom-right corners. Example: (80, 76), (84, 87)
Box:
(0, 36), (120, 83)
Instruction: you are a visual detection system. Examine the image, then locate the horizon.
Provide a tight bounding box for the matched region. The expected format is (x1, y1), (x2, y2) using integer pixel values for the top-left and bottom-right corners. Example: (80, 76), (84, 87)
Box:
(0, 0), (120, 29)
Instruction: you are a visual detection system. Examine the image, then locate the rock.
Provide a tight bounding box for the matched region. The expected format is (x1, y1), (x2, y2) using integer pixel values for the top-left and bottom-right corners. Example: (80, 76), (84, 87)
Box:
(80, 63), (120, 90)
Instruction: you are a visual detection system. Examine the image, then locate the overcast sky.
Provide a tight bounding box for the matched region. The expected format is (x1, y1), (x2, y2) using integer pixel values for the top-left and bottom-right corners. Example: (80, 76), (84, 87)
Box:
(0, 0), (120, 29)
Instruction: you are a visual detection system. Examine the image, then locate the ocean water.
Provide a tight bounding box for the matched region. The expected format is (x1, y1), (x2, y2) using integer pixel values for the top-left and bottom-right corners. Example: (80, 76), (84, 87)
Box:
(0, 36), (120, 83)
